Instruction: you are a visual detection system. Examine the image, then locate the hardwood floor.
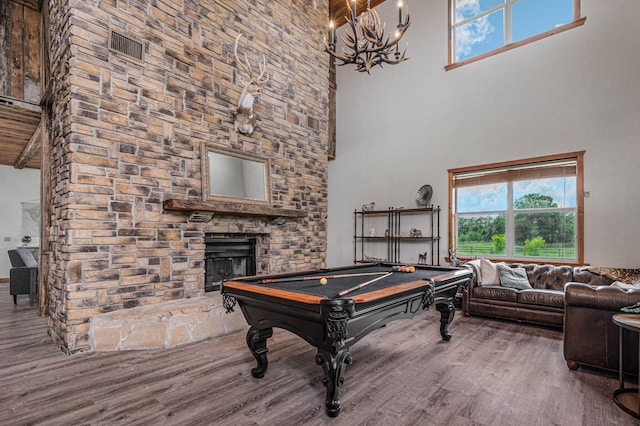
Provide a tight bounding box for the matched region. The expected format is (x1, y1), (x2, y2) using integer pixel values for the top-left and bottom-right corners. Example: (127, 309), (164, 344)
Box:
(0, 282), (636, 425)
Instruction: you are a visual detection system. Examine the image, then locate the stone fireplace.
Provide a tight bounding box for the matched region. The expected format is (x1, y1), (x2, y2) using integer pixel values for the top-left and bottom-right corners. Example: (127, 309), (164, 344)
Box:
(204, 237), (257, 292)
(45, 0), (329, 354)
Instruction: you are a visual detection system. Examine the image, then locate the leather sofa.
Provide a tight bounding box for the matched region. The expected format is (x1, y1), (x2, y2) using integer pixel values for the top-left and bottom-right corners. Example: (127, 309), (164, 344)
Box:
(564, 283), (640, 375)
(461, 261), (613, 327)
(461, 259), (640, 375)
(8, 248), (38, 305)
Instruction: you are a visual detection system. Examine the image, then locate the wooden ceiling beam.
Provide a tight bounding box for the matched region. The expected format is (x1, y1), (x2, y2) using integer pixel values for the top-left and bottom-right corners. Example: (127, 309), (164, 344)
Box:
(0, 96), (42, 169)
(10, 0), (41, 12)
(329, 0), (388, 28)
(14, 121), (41, 169)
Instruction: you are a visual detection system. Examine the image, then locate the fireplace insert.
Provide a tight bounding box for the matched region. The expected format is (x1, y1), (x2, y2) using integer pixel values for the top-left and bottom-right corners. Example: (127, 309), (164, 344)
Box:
(204, 237), (256, 292)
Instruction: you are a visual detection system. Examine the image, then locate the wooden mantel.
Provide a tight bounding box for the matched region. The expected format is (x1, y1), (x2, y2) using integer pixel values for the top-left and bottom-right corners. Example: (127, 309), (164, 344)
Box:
(163, 199), (305, 219)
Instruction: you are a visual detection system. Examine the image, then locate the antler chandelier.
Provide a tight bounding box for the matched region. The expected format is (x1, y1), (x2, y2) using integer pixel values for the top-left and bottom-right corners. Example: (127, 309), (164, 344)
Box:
(324, 0), (411, 73)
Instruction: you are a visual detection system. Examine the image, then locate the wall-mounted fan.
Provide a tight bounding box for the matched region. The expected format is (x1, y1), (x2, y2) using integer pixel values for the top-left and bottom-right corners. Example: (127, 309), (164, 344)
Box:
(415, 184), (433, 208)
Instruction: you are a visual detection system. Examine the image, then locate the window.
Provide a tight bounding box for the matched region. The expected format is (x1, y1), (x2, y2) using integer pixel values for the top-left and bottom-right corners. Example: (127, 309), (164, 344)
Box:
(447, 0), (585, 69)
(448, 152), (584, 264)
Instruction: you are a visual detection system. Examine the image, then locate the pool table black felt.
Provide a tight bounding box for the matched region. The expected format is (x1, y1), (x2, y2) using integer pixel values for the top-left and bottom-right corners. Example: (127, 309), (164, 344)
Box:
(224, 264), (469, 300)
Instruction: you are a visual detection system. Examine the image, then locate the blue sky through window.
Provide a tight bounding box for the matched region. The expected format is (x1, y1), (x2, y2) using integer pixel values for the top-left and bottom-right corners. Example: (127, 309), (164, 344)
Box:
(512, 0), (573, 41)
(457, 183), (507, 213)
(455, 9), (504, 61)
(454, 0), (575, 62)
(513, 177), (576, 208)
(457, 177), (576, 213)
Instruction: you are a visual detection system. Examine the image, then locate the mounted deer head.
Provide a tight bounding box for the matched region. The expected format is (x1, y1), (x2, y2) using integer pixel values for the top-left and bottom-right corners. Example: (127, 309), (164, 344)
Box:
(232, 34), (269, 135)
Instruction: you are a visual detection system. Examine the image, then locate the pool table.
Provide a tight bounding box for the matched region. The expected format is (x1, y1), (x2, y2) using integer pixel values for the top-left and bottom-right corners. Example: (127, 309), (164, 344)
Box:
(221, 262), (472, 417)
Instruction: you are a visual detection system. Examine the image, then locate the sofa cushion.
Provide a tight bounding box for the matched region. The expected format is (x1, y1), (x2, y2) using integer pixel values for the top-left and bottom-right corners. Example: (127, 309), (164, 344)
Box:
(517, 289), (564, 308)
(497, 264), (532, 290)
(17, 248), (38, 267)
(472, 285), (518, 302)
(480, 258), (500, 284)
(517, 264), (573, 290)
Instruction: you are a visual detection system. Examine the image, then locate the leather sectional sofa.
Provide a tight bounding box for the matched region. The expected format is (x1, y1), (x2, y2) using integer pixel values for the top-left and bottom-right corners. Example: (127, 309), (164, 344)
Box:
(461, 259), (640, 375)
(461, 260), (612, 327)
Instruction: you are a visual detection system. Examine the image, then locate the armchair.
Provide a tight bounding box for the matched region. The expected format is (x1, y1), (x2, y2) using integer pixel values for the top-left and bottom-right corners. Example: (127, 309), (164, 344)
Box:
(564, 282), (640, 375)
(8, 248), (38, 306)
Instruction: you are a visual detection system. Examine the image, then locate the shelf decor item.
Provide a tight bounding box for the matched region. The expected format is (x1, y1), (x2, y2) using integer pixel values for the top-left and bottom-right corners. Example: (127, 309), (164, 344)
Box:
(232, 34), (269, 135)
(361, 202), (375, 211)
(416, 184), (432, 208)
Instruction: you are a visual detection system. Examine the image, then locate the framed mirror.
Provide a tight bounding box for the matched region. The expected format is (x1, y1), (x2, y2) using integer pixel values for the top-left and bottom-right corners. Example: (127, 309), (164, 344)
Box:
(201, 143), (271, 204)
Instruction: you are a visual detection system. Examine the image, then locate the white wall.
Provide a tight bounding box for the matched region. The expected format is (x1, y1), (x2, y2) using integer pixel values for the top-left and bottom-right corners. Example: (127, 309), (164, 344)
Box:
(0, 165), (40, 278)
(328, 0), (640, 268)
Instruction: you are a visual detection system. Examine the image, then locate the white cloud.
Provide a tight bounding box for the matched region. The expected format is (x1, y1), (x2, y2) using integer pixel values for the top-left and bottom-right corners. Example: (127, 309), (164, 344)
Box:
(454, 1), (496, 61)
(513, 178), (577, 208)
(458, 183), (507, 213)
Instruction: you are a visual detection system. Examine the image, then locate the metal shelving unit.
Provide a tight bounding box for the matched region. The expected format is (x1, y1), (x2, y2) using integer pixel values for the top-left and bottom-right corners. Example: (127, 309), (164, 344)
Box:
(353, 206), (440, 265)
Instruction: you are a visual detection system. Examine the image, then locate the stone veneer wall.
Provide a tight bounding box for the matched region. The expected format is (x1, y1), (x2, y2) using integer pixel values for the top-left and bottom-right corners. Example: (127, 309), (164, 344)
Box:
(46, 0), (329, 354)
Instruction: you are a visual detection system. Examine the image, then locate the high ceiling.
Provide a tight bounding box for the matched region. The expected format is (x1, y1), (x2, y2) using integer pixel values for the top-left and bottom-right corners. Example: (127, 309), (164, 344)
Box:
(330, 0), (386, 27)
(0, 0), (387, 171)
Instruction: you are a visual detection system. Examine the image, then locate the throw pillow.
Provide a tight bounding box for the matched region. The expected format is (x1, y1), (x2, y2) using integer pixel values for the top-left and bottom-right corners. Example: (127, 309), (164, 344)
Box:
(497, 264), (532, 290)
(480, 258), (500, 285)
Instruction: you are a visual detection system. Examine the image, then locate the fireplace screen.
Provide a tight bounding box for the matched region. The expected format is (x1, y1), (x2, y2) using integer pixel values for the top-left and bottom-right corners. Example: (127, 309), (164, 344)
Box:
(205, 238), (256, 292)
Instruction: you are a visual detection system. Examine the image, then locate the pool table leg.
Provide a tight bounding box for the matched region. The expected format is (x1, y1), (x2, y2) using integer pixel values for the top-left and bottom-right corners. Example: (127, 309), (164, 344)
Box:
(315, 348), (353, 417)
(246, 326), (273, 378)
(435, 300), (455, 341)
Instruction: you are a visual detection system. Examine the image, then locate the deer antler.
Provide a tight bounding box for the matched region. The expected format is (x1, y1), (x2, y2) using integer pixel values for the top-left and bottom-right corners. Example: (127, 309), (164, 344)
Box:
(234, 34), (269, 87)
(324, 0), (410, 73)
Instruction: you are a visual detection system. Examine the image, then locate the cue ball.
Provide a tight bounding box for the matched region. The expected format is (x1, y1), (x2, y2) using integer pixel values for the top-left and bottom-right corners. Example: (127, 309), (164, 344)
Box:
(320, 278), (328, 285)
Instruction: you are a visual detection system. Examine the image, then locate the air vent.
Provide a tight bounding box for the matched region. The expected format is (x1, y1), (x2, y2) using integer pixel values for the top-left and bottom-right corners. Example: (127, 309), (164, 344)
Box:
(307, 116), (320, 131)
(109, 30), (144, 63)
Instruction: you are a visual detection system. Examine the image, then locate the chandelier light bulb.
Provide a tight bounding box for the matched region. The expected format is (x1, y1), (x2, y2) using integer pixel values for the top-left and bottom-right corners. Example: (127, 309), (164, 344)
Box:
(328, 20), (336, 48)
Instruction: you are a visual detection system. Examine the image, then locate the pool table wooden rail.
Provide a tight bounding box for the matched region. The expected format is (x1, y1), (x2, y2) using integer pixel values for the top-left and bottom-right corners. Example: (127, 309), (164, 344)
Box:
(223, 266), (471, 305)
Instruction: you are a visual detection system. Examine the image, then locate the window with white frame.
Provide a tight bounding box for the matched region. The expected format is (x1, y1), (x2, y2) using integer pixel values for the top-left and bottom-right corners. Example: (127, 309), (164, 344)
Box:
(448, 0), (584, 67)
(449, 152), (584, 263)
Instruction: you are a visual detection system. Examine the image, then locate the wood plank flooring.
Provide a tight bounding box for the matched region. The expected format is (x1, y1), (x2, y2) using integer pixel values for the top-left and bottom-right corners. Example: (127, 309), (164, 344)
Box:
(1, 283), (636, 425)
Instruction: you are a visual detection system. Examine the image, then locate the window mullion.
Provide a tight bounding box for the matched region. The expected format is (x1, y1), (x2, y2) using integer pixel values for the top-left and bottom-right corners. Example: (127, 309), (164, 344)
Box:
(505, 0), (513, 44)
(453, 4), (507, 28)
(506, 181), (514, 257)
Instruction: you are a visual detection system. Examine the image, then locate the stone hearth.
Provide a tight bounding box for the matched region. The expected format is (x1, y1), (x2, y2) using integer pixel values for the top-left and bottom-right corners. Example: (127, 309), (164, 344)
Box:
(89, 292), (246, 351)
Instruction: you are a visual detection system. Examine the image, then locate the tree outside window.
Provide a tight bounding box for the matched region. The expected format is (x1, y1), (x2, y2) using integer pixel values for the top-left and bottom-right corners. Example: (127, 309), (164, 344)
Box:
(449, 152), (584, 263)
